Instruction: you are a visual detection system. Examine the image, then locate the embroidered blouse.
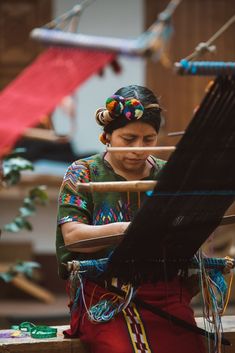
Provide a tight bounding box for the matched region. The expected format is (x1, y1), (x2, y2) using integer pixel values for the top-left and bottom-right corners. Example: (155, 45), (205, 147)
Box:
(56, 153), (165, 279)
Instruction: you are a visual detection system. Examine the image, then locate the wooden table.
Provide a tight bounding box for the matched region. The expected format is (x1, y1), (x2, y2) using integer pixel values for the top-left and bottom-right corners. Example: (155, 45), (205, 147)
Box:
(1, 317), (235, 353)
(0, 325), (88, 353)
(196, 316), (235, 352)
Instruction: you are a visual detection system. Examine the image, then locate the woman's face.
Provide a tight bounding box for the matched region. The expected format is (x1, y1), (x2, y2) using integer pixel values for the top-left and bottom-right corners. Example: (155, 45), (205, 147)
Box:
(106, 121), (158, 174)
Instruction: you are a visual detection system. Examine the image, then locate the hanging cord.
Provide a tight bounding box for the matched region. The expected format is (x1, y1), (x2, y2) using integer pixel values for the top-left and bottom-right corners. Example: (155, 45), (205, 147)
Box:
(67, 259), (135, 323)
(44, 0), (94, 30)
(195, 252), (213, 352)
(75, 270), (136, 323)
(221, 269), (233, 315)
(184, 15), (235, 61)
(197, 249), (233, 353)
(66, 259), (230, 346)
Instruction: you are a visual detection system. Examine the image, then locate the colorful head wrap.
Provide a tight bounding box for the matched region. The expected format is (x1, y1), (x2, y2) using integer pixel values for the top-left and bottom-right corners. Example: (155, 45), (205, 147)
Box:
(96, 94), (159, 128)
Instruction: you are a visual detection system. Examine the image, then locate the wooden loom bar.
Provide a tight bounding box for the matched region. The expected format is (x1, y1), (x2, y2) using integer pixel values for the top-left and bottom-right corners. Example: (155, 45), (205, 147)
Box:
(168, 131), (184, 137)
(77, 180), (157, 192)
(106, 146), (176, 152)
(221, 214), (235, 225)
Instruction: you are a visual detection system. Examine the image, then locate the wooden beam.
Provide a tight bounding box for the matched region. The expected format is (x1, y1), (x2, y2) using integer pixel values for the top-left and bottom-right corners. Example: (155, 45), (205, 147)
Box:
(0, 264), (55, 304)
(11, 274), (55, 304)
(76, 180), (157, 192)
(106, 146), (176, 152)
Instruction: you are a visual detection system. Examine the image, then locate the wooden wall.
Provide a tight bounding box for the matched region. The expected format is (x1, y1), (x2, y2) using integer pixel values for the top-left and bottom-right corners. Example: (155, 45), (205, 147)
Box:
(0, 0), (52, 89)
(145, 0), (235, 284)
(145, 0), (235, 147)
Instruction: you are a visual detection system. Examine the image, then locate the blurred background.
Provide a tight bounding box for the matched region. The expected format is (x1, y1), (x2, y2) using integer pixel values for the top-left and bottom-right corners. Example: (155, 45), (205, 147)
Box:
(0, 0), (235, 329)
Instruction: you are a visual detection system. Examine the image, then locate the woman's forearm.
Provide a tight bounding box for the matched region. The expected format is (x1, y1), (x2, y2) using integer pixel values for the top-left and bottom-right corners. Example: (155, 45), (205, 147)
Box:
(61, 221), (129, 253)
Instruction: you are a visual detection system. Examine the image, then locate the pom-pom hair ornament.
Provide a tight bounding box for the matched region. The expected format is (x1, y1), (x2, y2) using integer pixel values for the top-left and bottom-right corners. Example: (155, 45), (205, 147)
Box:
(106, 95), (125, 117)
(106, 95), (144, 120)
(123, 98), (144, 120)
(96, 95), (146, 128)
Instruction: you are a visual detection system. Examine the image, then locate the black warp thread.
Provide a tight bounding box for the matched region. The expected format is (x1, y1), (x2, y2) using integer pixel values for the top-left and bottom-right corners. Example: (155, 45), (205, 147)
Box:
(107, 76), (235, 285)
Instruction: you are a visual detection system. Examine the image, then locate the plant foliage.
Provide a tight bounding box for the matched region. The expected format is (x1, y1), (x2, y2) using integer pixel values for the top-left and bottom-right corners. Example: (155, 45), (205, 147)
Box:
(0, 261), (41, 282)
(1, 148), (48, 232)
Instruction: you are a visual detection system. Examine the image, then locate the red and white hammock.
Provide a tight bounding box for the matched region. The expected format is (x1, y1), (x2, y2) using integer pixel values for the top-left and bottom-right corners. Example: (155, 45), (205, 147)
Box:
(0, 47), (115, 157)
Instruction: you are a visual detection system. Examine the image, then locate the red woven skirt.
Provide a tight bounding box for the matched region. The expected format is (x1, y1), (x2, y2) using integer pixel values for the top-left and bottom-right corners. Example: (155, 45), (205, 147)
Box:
(64, 278), (206, 353)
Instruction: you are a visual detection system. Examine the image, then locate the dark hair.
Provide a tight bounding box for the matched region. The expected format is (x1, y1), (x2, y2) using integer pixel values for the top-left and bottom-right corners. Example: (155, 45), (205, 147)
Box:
(103, 85), (162, 134)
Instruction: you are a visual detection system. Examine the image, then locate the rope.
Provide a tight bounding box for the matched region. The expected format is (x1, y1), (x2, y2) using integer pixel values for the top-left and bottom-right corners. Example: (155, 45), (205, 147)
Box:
(44, 0), (95, 29)
(221, 271), (233, 315)
(157, 0), (182, 22)
(184, 14), (235, 61)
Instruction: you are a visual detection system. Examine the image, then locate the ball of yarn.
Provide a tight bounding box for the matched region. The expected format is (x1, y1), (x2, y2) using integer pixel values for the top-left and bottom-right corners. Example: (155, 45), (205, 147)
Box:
(106, 95), (125, 117)
(123, 99), (144, 120)
(99, 132), (108, 145)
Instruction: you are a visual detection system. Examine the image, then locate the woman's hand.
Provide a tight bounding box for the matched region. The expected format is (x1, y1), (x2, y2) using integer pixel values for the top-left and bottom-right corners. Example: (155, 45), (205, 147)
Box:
(222, 256), (234, 275)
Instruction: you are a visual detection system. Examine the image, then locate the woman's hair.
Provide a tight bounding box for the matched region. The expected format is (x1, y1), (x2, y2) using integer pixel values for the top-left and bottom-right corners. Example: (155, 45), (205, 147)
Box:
(96, 85), (162, 141)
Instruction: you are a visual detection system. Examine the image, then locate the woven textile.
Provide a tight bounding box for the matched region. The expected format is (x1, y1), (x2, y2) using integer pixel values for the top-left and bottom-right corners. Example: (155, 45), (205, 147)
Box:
(0, 48), (115, 157)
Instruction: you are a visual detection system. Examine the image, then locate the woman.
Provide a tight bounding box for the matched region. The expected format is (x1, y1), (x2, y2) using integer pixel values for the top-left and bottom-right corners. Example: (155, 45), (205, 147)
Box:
(56, 85), (206, 353)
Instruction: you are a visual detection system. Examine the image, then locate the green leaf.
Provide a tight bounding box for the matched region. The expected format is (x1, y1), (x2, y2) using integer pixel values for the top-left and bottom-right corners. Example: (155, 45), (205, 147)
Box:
(3, 170), (20, 185)
(1, 151), (48, 234)
(14, 261), (41, 278)
(3, 222), (21, 232)
(2, 157), (34, 186)
(22, 220), (33, 231)
(3, 157), (33, 172)
(4, 217), (33, 232)
(3, 148), (27, 159)
(0, 272), (14, 282)
(0, 261), (41, 283)
(23, 197), (34, 208)
(19, 206), (34, 217)
(29, 186), (48, 203)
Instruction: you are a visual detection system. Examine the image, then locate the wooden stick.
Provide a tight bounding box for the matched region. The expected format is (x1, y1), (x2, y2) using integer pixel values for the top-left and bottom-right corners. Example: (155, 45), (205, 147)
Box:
(221, 214), (235, 226)
(106, 146), (176, 152)
(23, 128), (69, 143)
(64, 214), (235, 250)
(0, 263), (55, 303)
(167, 131), (184, 137)
(77, 180), (157, 192)
(12, 274), (55, 303)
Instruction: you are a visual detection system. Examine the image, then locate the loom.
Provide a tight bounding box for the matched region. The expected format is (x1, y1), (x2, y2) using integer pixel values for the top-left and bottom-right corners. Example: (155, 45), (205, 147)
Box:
(67, 256), (235, 279)
(175, 60), (235, 76)
(103, 75), (235, 285)
(30, 0), (181, 59)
